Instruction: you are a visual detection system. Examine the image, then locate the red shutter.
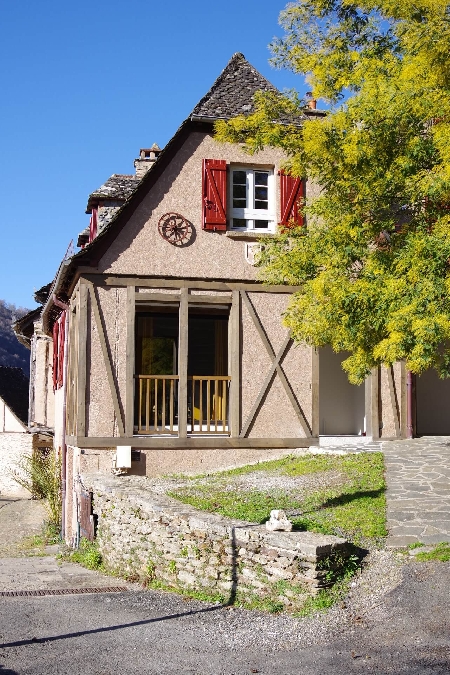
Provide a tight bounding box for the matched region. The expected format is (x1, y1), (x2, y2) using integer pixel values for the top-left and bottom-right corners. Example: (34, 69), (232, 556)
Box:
(202, 159), (227, 231)
(279, 171), (305, 230)
(57, 313), (66, 389)
(89, 208), (98, 243)
(52, 321), (59, 391)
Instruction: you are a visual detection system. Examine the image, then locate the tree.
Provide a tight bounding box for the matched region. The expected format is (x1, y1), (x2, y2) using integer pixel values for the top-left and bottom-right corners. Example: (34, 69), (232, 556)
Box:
(216, 0), (450, 383)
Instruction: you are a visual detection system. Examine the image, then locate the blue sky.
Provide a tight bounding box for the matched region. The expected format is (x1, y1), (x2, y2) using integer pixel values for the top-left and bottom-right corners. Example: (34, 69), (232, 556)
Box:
(0, 0), (306, 310)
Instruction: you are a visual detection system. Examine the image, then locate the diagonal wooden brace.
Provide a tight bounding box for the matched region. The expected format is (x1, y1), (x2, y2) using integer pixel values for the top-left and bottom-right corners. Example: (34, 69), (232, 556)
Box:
(240, 292), (312, 438)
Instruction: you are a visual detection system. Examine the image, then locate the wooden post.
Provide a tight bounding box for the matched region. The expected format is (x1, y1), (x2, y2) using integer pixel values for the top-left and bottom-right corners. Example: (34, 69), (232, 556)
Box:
(230, 290), (240, 437)
(125, 285), (135, 437)
(311, 347), (319, 437)
(366, 368), (379, 439)
(178, 288), (188, 438)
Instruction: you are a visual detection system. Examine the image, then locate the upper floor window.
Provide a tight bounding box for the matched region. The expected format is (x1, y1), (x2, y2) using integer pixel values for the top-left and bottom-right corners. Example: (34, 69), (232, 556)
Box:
(230, 168), (275, 232)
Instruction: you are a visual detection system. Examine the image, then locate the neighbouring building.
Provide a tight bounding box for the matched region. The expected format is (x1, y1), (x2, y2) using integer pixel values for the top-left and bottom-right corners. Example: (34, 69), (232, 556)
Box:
(15, 53), (450, 542)
(0, 366), (32, 495)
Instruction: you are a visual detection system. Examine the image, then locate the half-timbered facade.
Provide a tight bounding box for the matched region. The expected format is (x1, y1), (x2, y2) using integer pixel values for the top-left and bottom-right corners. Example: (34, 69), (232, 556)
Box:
(22, 53), (439, 543)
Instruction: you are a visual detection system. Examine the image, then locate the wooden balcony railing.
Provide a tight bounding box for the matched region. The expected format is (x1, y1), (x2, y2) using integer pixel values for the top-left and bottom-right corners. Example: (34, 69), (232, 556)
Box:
(136, 375), (179, 434)
(135, 375), (231, 435)
(188, 376), (231, 435)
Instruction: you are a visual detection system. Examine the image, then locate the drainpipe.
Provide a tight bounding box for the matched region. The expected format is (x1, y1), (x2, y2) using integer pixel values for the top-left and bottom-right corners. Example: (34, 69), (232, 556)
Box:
(54, 296), (69, 541)
(406, 370), (414, 439)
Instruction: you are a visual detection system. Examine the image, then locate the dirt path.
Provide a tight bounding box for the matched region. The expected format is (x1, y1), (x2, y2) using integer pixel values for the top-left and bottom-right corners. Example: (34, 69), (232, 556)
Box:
(0, 498), (46, 557)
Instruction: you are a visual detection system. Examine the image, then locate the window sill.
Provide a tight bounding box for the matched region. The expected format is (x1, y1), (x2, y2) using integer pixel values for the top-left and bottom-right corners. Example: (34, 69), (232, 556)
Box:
(225, 231), (276, 240)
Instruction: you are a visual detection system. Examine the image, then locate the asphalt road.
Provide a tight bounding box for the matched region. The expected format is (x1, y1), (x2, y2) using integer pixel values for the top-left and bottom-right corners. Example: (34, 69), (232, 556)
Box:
(0, 561), (449, 675)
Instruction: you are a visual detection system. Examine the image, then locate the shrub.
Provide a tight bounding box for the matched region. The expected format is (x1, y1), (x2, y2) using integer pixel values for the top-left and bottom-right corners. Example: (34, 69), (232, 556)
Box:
(11, 449), (62, 529)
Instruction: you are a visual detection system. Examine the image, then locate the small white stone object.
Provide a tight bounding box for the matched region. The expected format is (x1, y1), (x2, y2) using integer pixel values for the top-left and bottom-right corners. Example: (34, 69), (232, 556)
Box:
(265, 509), (293, 532)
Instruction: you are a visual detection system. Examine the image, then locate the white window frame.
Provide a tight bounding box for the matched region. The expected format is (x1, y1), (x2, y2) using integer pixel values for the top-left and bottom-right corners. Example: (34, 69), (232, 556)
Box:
(229, 166), (276, 232)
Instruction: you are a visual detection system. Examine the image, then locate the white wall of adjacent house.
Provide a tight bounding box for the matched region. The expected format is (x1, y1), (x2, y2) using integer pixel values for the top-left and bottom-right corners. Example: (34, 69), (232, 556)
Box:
(0, 398), (25, 432)
(0, 397), (32, 496)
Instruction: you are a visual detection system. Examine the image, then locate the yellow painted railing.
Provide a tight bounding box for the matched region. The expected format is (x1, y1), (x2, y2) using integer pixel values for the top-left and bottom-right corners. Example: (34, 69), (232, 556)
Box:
(135, 375), (231, 435)
(188, 376), (231, 435)
(136, 375), (179, 434)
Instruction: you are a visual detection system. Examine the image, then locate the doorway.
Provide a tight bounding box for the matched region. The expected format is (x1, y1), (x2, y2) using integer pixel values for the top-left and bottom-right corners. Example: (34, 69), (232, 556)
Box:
(416, 369), (450, 435)
(319, 346), (365, 435)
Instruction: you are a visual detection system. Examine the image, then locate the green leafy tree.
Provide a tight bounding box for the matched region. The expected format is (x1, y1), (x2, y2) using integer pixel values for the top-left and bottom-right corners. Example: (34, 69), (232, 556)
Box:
(216, 0), (450, 383)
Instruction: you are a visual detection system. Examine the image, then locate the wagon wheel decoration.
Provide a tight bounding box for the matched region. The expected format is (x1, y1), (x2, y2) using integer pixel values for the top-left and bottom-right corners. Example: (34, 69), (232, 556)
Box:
(158, 212), (193, 246)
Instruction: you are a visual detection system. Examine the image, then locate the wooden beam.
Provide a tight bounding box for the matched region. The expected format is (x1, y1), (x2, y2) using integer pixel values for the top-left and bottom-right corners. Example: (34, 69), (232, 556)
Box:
(82, 274), (301, 294)
(178, 287), (188, 438)
(87, 282), (125, 436)
(387, 365), (400, 438)
(76, 281), (88, 437)
(311, 347), (319, 437)
(135, 292), (180, 304)
(230, 290), (241, 437)
(134, 292), (232, 305)
(125, 286), (135, 437)
(367, 367), (380, 439)
(400, 360), (407, 438)
(240, 334), (292, 438)
(241, 292), (312, 437)
(68, 435), (317, 449)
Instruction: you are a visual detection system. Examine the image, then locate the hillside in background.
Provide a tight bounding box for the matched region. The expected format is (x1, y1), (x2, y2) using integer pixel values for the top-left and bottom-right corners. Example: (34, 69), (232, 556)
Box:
(0, 300), (32, 376)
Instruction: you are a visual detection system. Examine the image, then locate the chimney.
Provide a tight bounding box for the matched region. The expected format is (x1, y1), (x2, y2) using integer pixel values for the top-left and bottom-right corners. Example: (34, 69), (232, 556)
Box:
(305, 92), (317, 110)
(134, 143), (162, 179)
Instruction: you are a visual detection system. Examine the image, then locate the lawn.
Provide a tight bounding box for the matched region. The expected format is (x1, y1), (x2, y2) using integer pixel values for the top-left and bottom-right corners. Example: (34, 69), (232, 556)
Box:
(168, 452), (387, 547)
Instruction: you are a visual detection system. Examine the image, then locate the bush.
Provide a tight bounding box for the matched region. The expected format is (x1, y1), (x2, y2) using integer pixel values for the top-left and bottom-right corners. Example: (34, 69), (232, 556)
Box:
(11, 449), (62, 529)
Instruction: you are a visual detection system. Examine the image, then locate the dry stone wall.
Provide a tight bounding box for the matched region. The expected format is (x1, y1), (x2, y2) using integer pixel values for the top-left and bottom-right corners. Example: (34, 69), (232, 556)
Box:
(86, 474), (351, 610)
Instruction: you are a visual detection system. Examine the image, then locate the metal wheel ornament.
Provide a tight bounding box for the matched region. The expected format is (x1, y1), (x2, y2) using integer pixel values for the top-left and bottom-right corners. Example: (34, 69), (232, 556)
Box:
(158, 212), (192, 246)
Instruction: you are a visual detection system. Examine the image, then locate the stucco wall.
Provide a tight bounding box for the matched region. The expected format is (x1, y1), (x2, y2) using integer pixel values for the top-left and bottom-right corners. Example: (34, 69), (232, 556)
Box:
(86, 286), (127, 438)
(97, 133), (294, 278)
(241, 292), (312, 438)
(0, 432), (33, 496)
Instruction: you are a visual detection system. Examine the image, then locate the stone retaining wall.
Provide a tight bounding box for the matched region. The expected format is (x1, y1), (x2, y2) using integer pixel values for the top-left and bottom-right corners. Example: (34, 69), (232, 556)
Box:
(85, 474), (351, 610)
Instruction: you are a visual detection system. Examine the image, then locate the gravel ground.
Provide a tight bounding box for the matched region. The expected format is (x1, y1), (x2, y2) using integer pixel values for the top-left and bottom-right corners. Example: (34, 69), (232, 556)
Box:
(134, 467), (347, 497)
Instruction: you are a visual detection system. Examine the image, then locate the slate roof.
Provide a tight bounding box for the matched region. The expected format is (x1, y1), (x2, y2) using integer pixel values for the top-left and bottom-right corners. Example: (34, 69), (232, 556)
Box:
(0, 366), (29, 426)
(191, 52), (305, 123)
(86, 174), (140, 213)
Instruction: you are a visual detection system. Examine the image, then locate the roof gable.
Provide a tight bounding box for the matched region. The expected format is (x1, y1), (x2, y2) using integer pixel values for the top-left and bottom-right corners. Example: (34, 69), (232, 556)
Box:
(191, 52), (277, 121)
(86, 174), (140, 213)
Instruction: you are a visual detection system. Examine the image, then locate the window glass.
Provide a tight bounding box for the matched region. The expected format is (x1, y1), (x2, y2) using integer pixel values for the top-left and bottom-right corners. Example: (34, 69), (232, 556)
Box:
(230, 168), (274, 231)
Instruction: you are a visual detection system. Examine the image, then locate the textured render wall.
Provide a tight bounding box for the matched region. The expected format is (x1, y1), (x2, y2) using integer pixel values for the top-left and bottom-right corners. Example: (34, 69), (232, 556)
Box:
(86, 286), (127, 438)
(87, 474), (350, 607)
(241, 293), (312, 438)
(133, 447), (303, 478)
(97, 133), (287, 278)
(0, 432), (33, 496)
(53, 387), (65, 451)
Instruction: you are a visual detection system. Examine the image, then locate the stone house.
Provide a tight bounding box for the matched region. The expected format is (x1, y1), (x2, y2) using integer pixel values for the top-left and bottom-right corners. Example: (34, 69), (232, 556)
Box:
(16, 53), (450, 541)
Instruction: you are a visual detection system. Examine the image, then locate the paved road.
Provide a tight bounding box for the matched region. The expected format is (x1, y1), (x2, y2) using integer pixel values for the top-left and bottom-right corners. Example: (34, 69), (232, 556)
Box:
(0, 560), (449, 674)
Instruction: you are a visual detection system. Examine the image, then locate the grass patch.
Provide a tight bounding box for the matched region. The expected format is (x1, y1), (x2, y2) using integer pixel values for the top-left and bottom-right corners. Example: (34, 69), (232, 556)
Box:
(168, 453), (386, 547)
(64, 538), (104, 571)
(18, 522), (61, 555)
(415, 542), (450, 562)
